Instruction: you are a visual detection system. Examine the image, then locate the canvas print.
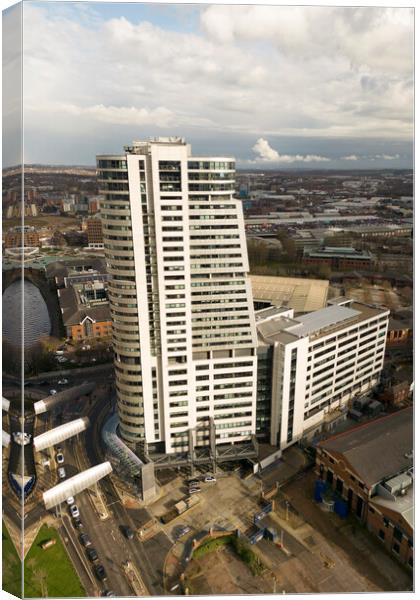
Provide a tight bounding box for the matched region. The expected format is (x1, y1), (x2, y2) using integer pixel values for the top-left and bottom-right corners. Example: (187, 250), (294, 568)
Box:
(2, 1), (414, 597)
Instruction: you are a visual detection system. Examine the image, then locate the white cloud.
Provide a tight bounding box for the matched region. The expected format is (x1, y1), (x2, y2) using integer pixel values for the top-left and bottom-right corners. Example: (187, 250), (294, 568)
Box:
(341, 155), (360, 161)
(373, 154), (400, 160)
(252, 138), (330, 163)
(17, 3), (414, 165)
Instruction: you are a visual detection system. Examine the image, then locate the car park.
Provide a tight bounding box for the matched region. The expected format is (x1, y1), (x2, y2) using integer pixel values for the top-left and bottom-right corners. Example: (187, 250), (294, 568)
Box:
(70, 505), (80, 518)
(87, 548), (98, 562)
(94, 564), (107, 581)
(79, 533), (91, 547)
(58, 467), (66, 479)
(56, 452), (64, 464)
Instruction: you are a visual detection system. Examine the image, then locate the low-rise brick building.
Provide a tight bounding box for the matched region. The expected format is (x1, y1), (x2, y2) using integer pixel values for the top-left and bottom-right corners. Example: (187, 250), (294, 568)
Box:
(303, 247), (373, 271)
(316, 408), (413, 568)
(387, 318), (413, 346)
(58, 281), (112, 341)
(4, 225), (40, 248)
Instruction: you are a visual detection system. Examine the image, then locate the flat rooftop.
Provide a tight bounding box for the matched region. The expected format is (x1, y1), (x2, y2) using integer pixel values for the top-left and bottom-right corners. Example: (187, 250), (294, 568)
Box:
(256, 300), (389, 345)
(287, 305), (360, 338)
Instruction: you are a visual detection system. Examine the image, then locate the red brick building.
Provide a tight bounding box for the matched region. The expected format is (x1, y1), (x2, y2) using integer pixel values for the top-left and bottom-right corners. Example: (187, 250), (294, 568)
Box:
(4, 226), (40, 248)
(316, 409), (413, 568)
(303, 247), (373, 271)
(86, 218), (104, 248)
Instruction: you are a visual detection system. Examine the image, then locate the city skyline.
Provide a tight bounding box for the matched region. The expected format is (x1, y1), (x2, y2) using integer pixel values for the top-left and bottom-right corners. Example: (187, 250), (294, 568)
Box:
(3, 1), (414, 168)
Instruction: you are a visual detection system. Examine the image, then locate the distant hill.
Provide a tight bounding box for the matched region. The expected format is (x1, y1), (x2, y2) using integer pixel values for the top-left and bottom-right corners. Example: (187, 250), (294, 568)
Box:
(3, 165), (96, 177)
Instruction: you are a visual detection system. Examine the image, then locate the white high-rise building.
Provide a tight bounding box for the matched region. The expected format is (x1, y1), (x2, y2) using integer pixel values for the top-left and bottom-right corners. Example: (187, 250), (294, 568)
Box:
(97, 138), (257, 455)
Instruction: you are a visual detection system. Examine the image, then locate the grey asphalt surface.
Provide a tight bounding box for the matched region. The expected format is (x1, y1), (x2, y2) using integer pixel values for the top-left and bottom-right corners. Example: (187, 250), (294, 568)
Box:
(4, 371), (173, 597)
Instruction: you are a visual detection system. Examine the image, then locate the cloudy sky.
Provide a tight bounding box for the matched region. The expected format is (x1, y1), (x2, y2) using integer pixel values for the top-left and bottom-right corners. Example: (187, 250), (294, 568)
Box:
(3, 1), (414, 168)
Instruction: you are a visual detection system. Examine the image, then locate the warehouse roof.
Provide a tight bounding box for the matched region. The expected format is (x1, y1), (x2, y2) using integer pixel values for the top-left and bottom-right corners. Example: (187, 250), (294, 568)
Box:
(250, 274), (329, 313)
(318, 408), (413, 486)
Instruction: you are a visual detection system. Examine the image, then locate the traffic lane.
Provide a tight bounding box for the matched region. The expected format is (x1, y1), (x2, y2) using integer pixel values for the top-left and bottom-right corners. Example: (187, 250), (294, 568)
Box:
(55, 441), (132, 596)
(73, 491), (134, 597)
(59, 519), (98, 597)
(58, 444), (133, 596)
(104, 483), (169, 595)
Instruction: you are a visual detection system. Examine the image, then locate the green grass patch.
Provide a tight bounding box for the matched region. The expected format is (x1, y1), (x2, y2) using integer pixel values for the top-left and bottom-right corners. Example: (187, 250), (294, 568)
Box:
(192, 535), (233, 559)
(191, 534), (264, 577)
(231, 536), (265, 576)
(2, 521), (22, 598)
(23, 524), (86, 598)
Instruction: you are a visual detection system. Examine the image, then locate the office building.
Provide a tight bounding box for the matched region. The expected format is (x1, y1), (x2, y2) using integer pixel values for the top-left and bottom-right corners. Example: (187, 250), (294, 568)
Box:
(86, 218), (104, 248)
(58, 280), (111, 341)
(97, 138), (257, 455)
(256, 298), (389, 450)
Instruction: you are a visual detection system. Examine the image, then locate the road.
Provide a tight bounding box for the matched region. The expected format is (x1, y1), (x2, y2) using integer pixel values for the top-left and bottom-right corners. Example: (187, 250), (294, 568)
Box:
(4, 374), (172, 596)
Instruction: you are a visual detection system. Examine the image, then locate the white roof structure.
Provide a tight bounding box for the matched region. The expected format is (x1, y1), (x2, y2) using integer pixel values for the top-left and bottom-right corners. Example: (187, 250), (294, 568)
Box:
(288, 305), (360, 338)
(33, 417), (90, 451)
(2, 430), (11, 448)
(43, 462), (112, 509)
(33, 382), (95, 415)
(2, 397), (10, 412)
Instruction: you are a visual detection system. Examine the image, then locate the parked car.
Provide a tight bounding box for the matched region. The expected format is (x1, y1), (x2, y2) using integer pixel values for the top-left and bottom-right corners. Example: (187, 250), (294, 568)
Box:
(94, 564), (107, 581)
(204, 475), (216, 483)
(87, 548), (99, 562)
(178, 525), (191, 538)
(56, 452), (64, 464)
(70, 505), (80, 518)
(101, 590), (115, 597)
(39, 380), (49, 386)
(58, 467), (66, 479)
(49, 389), (57, 395)
(121, 526), (135, 540)
(58, 378), (69, 385)
(73, 518), (83, 530)
(189, 487), (201, 494)
(79, 533), (91, 547)
(188, 479), (200, 486)
(66, 496), (75, 506)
